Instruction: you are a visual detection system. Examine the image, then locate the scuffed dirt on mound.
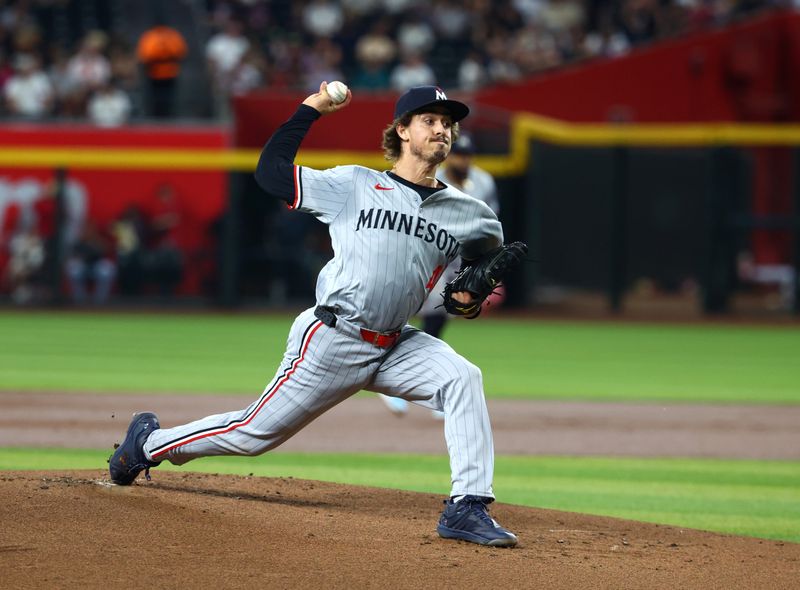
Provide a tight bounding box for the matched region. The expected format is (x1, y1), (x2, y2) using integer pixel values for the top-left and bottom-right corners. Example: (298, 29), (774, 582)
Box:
(1, 471), (798, 589)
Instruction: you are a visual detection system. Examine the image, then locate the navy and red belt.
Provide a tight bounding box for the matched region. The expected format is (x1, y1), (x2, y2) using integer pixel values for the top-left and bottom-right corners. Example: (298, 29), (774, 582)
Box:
(315, 306), (401, 348)
(358, 327), (401, 348)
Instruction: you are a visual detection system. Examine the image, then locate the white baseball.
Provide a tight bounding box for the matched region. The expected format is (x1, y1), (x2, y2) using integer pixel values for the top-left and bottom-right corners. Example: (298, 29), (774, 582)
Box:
(326, 80), (348, 104)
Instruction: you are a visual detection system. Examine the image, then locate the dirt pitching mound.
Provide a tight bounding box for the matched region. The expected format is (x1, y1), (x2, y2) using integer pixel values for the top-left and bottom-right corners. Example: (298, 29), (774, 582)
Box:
(1, 471), (797, 589)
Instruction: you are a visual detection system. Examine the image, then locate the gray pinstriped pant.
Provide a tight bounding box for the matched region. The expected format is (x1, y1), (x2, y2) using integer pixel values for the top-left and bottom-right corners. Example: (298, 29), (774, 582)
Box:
(143, 307), (495, 498)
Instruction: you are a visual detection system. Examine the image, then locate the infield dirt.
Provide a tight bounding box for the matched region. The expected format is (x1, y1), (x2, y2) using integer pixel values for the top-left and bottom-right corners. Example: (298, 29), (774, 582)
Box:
(2, 392), (799, 588)
(2, 471), (799, 589)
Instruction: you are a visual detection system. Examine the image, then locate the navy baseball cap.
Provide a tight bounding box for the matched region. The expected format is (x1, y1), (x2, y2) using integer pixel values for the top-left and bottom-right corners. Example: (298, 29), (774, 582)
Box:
(450, 132), (476, 155)
(394, 86), (470, 122)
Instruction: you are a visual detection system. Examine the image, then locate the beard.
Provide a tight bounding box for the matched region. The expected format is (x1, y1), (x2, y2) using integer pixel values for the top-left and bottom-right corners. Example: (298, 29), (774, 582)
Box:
(410, 141), (449, 165)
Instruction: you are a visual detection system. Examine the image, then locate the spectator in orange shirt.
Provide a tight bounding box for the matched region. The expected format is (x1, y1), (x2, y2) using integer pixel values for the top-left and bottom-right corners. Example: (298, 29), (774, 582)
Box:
(136, 21), (188, 118)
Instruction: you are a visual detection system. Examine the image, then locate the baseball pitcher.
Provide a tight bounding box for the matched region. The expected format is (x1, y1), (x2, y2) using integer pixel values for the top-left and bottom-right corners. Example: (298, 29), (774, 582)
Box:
(109, 84), (526, 547)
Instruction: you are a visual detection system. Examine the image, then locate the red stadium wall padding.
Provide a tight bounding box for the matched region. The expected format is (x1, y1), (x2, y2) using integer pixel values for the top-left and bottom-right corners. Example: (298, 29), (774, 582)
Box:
(233, 91), (399, 150)
(0, 124), (230, 147)
(0, 125), (229, 223)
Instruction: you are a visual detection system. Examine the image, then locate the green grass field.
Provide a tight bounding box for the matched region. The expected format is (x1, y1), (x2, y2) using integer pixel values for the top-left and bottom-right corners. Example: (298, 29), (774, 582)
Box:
(1, 311), (798, 402)
(2, 449), (798, 543)
(2, 310), (799, 542)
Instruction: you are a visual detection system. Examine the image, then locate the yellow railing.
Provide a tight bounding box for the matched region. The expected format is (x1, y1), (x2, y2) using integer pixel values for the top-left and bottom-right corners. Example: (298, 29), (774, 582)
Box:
(2, 114), (800, 177)
(501, 114), (800, 176)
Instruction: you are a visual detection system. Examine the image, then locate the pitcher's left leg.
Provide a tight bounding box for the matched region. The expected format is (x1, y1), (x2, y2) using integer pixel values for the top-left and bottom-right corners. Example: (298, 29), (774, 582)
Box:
(367, 327), (516, 547)
(366, 327), (494, 499)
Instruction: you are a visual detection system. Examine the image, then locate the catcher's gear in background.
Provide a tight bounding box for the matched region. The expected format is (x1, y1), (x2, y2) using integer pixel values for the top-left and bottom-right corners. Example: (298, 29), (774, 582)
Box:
(442, 241), (528, 317)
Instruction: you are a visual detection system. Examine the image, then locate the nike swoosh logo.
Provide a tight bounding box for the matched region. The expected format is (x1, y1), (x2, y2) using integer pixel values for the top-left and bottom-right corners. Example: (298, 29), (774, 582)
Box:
(374, 183), (394, 191)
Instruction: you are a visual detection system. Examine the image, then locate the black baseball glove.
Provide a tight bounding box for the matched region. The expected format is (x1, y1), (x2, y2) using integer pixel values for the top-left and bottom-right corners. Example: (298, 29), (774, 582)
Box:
(442, 241), (528, 317)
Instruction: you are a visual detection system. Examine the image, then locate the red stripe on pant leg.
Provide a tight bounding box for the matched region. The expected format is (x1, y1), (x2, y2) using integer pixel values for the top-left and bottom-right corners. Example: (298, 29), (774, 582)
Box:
(151, 321), (323, 459)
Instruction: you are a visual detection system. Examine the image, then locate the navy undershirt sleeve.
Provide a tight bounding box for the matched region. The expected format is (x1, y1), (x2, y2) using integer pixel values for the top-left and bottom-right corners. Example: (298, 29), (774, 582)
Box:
(254, 104), (321, 204)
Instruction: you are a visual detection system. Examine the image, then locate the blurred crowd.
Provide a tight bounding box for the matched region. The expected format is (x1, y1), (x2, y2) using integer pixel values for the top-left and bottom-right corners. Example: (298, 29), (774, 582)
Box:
(215, 0), (783, 94)
(0, 0), (790, 123)
(0, 8), (139, 124)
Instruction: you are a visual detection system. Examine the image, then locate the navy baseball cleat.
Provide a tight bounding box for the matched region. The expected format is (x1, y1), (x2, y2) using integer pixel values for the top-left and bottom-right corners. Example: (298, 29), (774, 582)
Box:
(108, 412), (161, 485)
(437, 496), (518, 547)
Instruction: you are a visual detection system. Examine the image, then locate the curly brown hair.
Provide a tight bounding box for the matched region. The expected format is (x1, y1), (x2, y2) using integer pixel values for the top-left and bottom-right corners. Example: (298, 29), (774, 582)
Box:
(381, 111), (460, 162)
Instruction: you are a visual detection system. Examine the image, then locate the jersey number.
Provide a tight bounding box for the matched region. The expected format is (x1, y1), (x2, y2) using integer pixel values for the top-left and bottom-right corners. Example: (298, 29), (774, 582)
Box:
(426, 265), (445, 291)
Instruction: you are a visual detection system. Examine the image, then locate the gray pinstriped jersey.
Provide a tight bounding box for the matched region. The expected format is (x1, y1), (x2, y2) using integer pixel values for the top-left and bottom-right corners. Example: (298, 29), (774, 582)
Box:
(293, 164), (503, 332)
